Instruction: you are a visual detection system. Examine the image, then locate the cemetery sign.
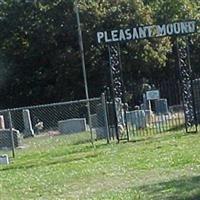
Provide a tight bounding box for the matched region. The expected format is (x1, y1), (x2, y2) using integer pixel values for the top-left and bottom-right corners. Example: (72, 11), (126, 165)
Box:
(97, 20), (197, 44)
(100, 19), (198, 137)
(146, 90), (160, 100)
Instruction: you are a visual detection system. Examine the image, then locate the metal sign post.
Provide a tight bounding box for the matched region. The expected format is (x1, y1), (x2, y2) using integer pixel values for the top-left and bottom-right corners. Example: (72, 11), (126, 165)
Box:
(108, 44), (122, 142)
(176, 37), (197, 133)
(108, 44), (129, 142)
(74, 1), (94, 144)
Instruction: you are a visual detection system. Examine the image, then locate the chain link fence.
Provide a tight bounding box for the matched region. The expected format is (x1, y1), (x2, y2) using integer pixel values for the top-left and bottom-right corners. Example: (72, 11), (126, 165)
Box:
(1, 83), (200, 160)
(0, 110), (16, 159)
(0, 96), (109, 159)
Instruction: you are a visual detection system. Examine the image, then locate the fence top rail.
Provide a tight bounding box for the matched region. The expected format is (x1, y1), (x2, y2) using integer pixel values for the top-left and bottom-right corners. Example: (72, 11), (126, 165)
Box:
(0, 97), (101, 112)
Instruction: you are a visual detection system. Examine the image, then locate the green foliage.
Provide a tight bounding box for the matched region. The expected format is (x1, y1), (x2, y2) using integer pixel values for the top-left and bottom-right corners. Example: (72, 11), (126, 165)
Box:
(0, 0), (199, 108)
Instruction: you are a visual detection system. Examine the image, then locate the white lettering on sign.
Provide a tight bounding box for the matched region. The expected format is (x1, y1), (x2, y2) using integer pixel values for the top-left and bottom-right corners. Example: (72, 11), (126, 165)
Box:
(174, 23), (181, 34)
(132, 28), (139, 39)
(157, 24), (166, 36)
(166, 24), (174, 35)
(96, 20), (197, 44)
(111, 30), (119, 42)
(189, 21), (196, 32)
(181, 22), (188, 34)
(146, 26), (153, 37)
(125, 29), (132, 40)
(138, 27), (146, 38)
(119, 29), (126, 41)
(97, 32), (104, 43)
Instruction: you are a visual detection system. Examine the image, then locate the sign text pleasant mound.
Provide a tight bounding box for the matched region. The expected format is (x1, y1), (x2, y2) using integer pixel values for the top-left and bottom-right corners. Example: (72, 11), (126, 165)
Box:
(97, 20), (196, 44)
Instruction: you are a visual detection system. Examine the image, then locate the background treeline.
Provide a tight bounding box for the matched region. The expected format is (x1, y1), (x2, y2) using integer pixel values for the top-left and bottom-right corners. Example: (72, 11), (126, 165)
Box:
(0, 0), (199, 108)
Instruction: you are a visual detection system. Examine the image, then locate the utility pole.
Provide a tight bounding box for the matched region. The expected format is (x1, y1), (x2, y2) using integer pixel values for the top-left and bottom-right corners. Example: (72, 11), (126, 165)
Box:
(74, 1), (94, 144)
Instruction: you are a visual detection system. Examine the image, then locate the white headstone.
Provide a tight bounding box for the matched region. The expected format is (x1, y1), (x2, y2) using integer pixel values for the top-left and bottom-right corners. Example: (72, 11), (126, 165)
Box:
(23, 109), (34, 137)
(155, 99), (169, 114)
(0, 154), (9, 165)
(126, 110), (146, 129)
(0, 115), (5, 129)
(58, 118), (87, 134)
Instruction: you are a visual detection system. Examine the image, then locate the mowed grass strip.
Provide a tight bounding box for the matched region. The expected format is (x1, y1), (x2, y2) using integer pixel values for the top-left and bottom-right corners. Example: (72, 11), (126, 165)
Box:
(1, 131), (200, 200)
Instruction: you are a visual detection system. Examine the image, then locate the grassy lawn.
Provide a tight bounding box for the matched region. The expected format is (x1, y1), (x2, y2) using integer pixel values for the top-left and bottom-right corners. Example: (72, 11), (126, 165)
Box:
(1, 131), (200, 200)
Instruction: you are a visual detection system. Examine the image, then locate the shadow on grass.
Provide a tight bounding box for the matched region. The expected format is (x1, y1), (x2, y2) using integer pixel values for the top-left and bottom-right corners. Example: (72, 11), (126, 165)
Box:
(0, 151), (100, 172)
(0, 139), (110, 172)
(140, 175), (200, 200)
(125, 128), (199, 145)
(72, 139), (93, 145)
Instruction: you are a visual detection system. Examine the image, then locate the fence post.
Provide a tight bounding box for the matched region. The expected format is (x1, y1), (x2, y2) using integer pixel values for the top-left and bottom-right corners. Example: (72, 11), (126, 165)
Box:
(8, 110), (15, 158)
(86, 101), (94, 146)
(101, 93), (110, 144)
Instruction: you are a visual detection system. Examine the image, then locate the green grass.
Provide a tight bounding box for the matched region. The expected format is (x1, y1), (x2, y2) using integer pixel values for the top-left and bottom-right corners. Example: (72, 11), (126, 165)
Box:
(1, 131), (200, 200)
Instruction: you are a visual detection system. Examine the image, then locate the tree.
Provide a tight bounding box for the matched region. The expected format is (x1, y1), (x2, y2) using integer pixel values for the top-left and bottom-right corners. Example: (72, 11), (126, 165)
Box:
(0, 0), (83, 107)
(0, 0), (199, 108)
(80, 0), (171, 87)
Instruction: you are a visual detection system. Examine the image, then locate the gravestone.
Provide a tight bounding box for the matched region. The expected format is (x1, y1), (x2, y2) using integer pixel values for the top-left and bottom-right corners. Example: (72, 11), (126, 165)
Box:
(0, 115), (5, 129)
(155, 99), (169, 114)
(58, 118), (87, 134)
(0, 155), (9, 165)
(0, 129), (19, 148)
(23, 109), (34, 138)
(126, 110), (146, 129)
